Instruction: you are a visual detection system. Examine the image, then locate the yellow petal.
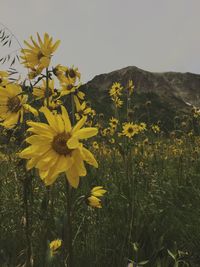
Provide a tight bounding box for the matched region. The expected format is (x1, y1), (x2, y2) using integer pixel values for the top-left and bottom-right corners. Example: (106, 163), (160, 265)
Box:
(73, 128), (98, 140)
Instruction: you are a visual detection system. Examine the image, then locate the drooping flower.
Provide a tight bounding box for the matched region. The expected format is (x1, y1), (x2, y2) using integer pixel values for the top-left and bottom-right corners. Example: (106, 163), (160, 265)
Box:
(49, 239), (62, 255)
(0, 84), (38, 128)
(87, 186), (107, 208)
(21, 33), (60, 73)
(74, 95), (91, 120)
(18, 106), (98, 188)
(127, 80), (134, 95)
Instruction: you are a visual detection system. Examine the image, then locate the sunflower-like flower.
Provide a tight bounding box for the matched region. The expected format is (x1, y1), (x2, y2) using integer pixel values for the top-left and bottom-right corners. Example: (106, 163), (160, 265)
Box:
(109, 82), (123, 97)
(74, 95), (91, 120)
(59, 66), (81, 85)
(87, 186), (107, 208)
(0, 71), (9, 87)
(33, 79), (56, 100)
(19, 106), (98, 188)
(92, 141), (99, 150)
(109, 117), (118, 129)
(0, 84), (38, 128)
(122, 122), (146, 138)
(60, 83), (77, 96)
(111, 96), (123, 108)
(21, 33), (60, 73)
(49, 239), (62, 256)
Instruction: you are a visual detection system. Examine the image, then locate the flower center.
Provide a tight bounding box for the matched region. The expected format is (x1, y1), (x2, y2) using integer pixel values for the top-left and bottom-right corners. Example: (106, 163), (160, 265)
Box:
(128, 127), (134, 134)
(52, 132), (72, 155)
(37, 51), (44, 60)
(7, 96), (21, 113)
(67, 84), (73, 91)
(66, 69), (76, 79)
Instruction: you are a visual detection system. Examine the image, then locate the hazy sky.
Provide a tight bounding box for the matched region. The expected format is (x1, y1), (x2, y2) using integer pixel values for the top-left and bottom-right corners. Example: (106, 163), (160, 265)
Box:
(1, 0), (200, 82)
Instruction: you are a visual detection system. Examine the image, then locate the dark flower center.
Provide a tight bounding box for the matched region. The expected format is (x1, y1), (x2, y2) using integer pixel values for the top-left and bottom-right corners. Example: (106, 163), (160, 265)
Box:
(52, 132), (72, 155)
(37, 51), (44, 60)
(67, 84), (73, 91)
(7, 96), (21, 113)
(66, 69), (76, 78)
(128, 127), (134, 134)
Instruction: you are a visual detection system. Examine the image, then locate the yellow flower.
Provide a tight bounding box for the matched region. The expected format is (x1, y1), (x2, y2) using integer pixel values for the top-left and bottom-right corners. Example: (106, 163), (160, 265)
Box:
(109, 82), (123, 97)
(109, 117), (118, 129)
(21, 33), (60, 72)
(111, 96), (123, 108)
(33, 79), (55, 100)
(49, 239), (62, 255)
(53, 64), (64, 80)
(152, 125), (160, 133)
(0, 71), (9, 87)
(122, 122), (145, 138)
(60, 83), (77, 96)
(127, 80), (134, 95)
(59, 66), (81, 85)
(92, 141), (99, 149)
(87, 186), (107, 208)
(18, 106), (98, 188)
(0, 84), (38, 128)
(74, 96), (91, 121)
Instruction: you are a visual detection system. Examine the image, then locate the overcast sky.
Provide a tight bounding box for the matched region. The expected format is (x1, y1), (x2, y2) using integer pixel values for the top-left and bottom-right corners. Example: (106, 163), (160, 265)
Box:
(1, 0), (200, 82)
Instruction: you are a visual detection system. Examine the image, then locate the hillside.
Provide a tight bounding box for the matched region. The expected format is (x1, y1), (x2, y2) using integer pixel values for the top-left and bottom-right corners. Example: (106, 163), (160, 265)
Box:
(81, 66), (200, 129)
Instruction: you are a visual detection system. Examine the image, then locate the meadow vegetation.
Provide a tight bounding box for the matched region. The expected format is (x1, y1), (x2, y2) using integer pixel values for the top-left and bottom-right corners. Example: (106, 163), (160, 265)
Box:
(0, 30), (200, 267)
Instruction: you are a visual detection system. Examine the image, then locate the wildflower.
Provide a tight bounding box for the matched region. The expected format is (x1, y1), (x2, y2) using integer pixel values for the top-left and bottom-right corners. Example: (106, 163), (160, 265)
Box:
(87, 186), (107, 208)
(122, 122), (146, 138)
(53, 64), (64, 80)
(152, 125), (160, 133)
(0, 84), (38, 128)
(58, 66), (81, 85)
(33, 79), (56, 100)
(74, 95), (91, 121)
(92, 141), (99, 150)
(127, 80), (134, 95)
(112, 96), (123, 108)
(109, 117), (118, 129)
(49, 239), (62, 255)
(0, 71), (9, 86)
(21, 33), (60, 73)
(109, 82), (123, 97)
(60, 83), (77, 96)
(19, 106), (98, 188)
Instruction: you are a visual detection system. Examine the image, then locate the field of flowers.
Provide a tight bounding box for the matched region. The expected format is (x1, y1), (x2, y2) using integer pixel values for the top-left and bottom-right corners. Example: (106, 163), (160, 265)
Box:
(1, 32), (200, 267)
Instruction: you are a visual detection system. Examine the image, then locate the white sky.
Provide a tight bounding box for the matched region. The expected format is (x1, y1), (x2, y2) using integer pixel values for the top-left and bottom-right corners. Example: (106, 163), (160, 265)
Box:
(1, 0), (200, 82)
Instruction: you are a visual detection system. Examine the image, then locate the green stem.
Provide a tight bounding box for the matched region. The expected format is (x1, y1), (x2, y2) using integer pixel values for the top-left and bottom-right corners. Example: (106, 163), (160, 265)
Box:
(23, 175), (32, 267)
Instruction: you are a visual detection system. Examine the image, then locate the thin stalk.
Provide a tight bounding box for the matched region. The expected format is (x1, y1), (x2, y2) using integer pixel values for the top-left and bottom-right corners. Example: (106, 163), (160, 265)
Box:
(65, 181), (73, 267)
(23, 175), (32, 267)
(63, 93), (75, 266)
(46, 68), (50, 108)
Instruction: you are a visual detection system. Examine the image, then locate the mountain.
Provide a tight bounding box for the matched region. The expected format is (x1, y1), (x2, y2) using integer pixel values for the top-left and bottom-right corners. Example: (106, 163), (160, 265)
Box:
(80, 66), (200, 130)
